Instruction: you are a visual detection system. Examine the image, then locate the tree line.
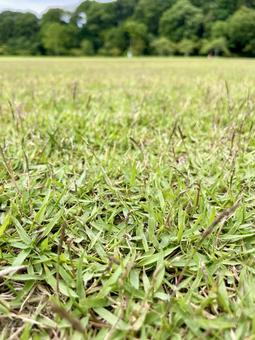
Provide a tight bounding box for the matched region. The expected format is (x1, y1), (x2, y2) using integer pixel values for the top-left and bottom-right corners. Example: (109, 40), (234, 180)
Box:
(0, 0), (255, 57)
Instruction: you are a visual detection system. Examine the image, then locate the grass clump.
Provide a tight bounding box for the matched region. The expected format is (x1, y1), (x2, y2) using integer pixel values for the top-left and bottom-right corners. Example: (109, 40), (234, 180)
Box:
(1, 58), (255, 339)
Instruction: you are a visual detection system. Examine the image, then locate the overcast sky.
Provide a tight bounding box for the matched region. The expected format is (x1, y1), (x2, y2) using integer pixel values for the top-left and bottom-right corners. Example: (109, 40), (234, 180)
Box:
(0, 0), (110, 14)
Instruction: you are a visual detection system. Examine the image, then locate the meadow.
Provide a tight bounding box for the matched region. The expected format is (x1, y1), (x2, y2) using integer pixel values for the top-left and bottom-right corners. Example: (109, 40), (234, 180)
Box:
(0, 58), (255, 339)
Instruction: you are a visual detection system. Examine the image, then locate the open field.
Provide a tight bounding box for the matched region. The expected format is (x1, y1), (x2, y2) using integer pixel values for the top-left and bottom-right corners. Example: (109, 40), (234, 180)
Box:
(1, 58), (255, 339)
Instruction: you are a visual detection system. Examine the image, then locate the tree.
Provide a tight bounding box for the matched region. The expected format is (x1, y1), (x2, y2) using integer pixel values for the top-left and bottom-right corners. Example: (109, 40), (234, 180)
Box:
(134, 0), (176, 34)
(0, 0), (254, 56)
(210, 21), (228, 38)
(80, 40), (95, 55)
(0, 11), (39, 54)
(123, 21), (148, 55)
(227, 7), (255, 54)
(101, 27), (127, 56)
(150, 37), (177, 55)
(0, 11), (39, 42)
(76, 1), (117, 33)
(0, 11), (14, 43)
(200, 37), (230, 56)
(190, 0), (239, 20)
(244, 39), (255, 56)
(160, 0), (203, 42)
(178, 39), (198, 55)
(74, 1), (118, 51)
(40, 8), (79, 55)
(112, 0), (137, 24)
(238, 0), (255, 8)
(41, 8), (66, 26)
(41, 23), (76, 55)
(208, 0), (239, 20)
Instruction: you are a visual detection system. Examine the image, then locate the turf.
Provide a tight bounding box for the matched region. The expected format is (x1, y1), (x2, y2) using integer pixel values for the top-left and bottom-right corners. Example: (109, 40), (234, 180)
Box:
(1, 57), (255, 339)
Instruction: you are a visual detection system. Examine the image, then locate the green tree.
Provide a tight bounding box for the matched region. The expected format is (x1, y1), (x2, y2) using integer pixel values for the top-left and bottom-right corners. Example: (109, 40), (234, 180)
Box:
(74, 1), (117, 51)
(209, 0), (239, 20)
(0, 0), (255, 56)
(76, 1), (117, 34)
(150, 37), (177, 55)
(227, 7), (255, 54)
(244, 39), (255, 56)
(160, 0), (203, 42)
(178, 39), (198, 55)
(112, 0), (137, 23)
(41, 23), (76, 55)
(74, 0), (137, 52)
(134, 0), (176, 34)
(40, 8), (79, 55)
(190, 0), (239, 20)
(0, 11), (39, 42)
(210, 21), (228, 38)
(200, 37), (230, 56)
(123, 21), (148, 55)
(80, 40), (95, 55)
(41, 8), (66, 26)
(101, 27), (127, 56)
(0, 11), (39, 54)
(238, 0), (255, 8)
(0, 11), (14, 43)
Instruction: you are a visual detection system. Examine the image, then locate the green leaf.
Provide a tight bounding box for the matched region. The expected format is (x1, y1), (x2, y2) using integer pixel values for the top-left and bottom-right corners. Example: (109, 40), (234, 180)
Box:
(153, 254), (165, 292)
(34, 190), (52, 225)
(218, 277), (230, 312)
(12, 217), (31, 245)
(142, 268), (150, 294)
(0, 214), (11, 238)
(148, 216), (160, 249)
(12, 249), (31, 267)
(94, 307), (130, 331)
(130, 269), (140, 290)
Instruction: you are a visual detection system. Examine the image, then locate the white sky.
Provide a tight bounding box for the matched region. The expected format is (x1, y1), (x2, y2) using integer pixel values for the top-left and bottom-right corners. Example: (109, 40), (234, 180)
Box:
(0, 0), (111, 14)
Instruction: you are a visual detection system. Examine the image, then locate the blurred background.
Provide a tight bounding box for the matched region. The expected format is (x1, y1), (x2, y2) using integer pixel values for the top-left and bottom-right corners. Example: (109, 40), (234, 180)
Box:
(0, 0), (254, 57)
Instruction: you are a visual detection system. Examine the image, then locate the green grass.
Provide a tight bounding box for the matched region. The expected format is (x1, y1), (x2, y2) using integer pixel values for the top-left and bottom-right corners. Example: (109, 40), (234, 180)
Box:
(1, 57), (255, 339)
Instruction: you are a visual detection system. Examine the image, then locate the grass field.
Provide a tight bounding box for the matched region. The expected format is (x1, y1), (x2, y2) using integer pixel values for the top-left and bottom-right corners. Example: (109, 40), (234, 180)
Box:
(1, 58), (255, 339)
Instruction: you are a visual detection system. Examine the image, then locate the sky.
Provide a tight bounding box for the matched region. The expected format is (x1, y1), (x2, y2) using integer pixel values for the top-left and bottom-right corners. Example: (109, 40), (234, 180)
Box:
(0, 0), (110, 14)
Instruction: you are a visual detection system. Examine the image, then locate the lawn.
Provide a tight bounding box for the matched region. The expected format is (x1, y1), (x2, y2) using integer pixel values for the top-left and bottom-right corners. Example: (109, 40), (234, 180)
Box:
(1, 57), (255, 339)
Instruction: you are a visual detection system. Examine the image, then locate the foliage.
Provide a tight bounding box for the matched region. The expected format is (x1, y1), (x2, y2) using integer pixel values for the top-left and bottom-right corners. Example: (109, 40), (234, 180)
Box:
(150, 37), (177, 55)
(210, 21), (228, 39)
(177, 39), (198, 55)
(160, 0), (203, 42)
(100, 27), (127, 56)
(200, 37), (230, 56)
(227, 7), (255, 54)
(41, 8), (67, 26)
(0, 11), (39, 55)
(80, 39), (95, 56)
(123, 21), (148, 55)
(134, 0), (176, 34)
(41, 23), (77, 55)
(0, 1), (255, 56)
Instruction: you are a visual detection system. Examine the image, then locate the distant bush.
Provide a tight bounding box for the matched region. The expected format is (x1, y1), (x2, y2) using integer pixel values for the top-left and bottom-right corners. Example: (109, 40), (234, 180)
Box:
(80, 40), (95, 56)
(150, 37), (176, 56)
(200, 38), (230, 56)
(177, 39), (198, 56)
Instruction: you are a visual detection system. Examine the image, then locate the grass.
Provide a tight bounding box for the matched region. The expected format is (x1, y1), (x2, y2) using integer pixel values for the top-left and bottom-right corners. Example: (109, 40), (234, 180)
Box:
(1, 57), (255, 339)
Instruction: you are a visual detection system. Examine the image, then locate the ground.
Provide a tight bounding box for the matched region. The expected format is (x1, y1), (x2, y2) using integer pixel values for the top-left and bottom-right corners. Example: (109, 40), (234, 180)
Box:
(0, 58), (255, 339)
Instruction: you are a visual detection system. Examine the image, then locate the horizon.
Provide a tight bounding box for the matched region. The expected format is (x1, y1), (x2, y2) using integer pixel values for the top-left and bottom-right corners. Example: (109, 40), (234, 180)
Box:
(0, 0), (112, 14)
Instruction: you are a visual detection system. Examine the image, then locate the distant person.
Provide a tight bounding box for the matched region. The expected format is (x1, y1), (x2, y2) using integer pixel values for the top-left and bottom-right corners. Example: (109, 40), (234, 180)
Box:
(127, 51), (133, 59)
